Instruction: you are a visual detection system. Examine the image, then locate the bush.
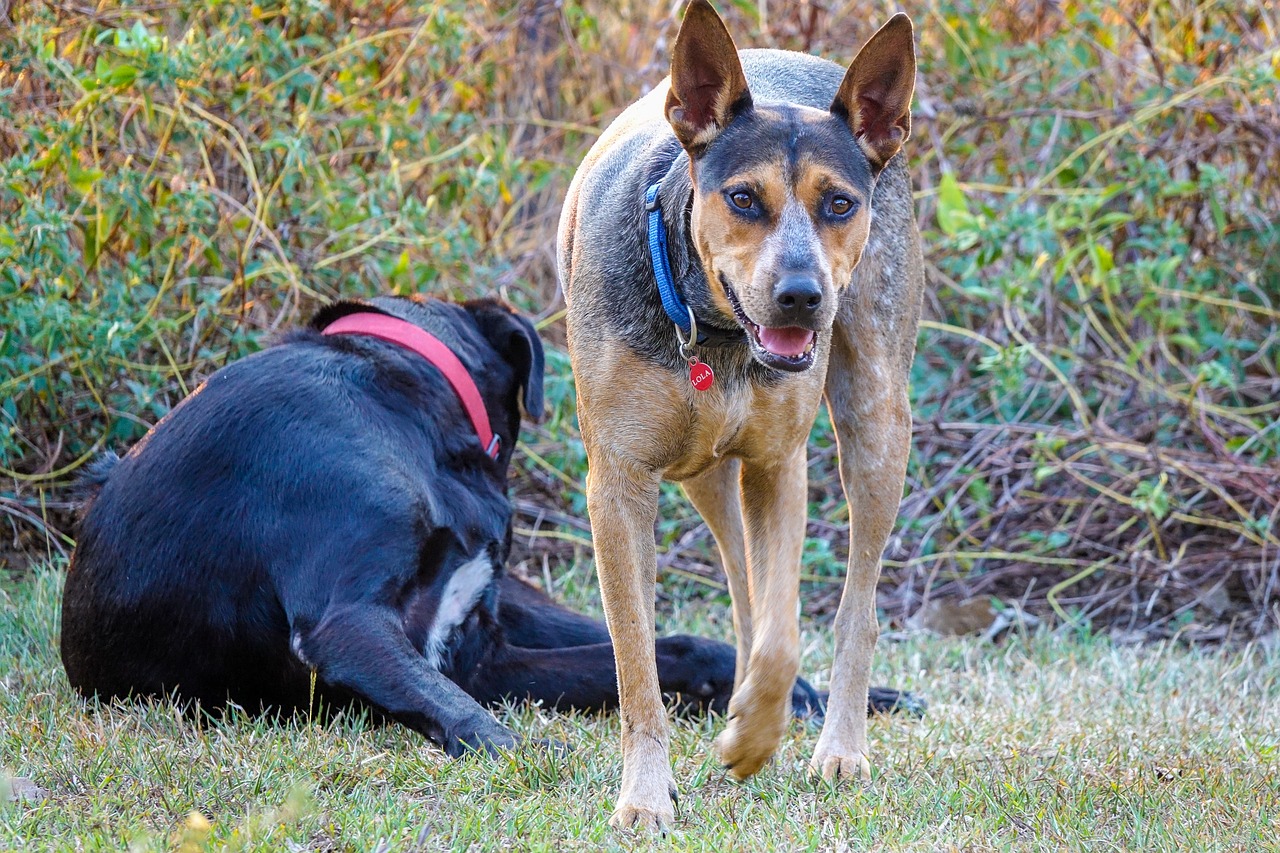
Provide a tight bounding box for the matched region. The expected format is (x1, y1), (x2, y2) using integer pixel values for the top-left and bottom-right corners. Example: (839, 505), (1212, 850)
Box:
(2, 0), (1277, 636)
(0, 1), (543, 476)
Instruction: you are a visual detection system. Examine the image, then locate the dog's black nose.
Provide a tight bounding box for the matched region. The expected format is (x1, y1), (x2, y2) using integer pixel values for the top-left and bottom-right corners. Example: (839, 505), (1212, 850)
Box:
(773, 276), (823, 321)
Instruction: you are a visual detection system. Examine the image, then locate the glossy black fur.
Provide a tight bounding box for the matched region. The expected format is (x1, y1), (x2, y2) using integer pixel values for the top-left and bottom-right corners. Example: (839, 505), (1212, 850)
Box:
(60, 296), (919, 758)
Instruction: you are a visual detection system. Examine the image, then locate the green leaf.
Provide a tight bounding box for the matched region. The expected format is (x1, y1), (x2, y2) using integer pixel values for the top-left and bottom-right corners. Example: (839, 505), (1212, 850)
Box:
(104, 65), (138, 88)
(66, 162), (104, 195)
(937, 172), (975, 237)
(391, 250), (410, 279)
(1133, 475), (1170, 520)
(1034, 465), (1058, 484)
(1088, 242), (1113, 289)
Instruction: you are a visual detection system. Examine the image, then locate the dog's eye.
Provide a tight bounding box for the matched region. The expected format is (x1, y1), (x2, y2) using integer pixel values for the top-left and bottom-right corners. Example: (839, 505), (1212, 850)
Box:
(729, 191), (754, 210)
(829, 196), (856, 217)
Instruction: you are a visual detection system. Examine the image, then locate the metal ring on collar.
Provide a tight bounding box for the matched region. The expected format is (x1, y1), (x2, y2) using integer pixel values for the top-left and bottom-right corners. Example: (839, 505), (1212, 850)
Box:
(674, 304), (699, 362)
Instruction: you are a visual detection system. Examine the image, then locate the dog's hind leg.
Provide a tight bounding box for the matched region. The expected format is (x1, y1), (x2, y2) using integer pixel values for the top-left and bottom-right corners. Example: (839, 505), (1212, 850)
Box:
(496, 575), (612, 648)
(711, 446), (808, 780)
(493, 575), (829, 718)
(461, 633), (730, 714)
(682, 459), (752, 691)
(294, 602), (520, 757)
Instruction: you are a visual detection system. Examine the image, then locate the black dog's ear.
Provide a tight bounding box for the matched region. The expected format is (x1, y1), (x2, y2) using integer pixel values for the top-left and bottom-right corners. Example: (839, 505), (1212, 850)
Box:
(466, 301), (546, 424)
(665, 0), (752, 156)
(309, 299), (385, 330)
(830, 14), (917, 173)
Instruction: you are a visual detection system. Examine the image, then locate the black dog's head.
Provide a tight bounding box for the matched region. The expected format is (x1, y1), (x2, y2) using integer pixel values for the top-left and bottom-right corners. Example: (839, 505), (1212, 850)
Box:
(664, 0), (916, 372)
(311, 295), (545, 472)
(458, 297), (546, 461)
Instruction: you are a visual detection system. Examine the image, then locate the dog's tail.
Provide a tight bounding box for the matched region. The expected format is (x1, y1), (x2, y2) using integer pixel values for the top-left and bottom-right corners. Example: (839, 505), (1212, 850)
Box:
(73, 452), (121, 514)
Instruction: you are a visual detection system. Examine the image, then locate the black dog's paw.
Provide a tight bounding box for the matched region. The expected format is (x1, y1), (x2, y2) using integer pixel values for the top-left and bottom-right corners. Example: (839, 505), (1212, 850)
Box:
(791, 676), (826, 722)
(447, 723), (523, 759)
(656, 633), (736, 715)
(450, 727), (573, 762)
(868, 686), (927, 718)
(794, 686), (926, 719)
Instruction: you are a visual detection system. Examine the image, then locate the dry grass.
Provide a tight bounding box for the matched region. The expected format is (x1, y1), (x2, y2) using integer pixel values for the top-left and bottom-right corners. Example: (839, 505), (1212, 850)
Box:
(3, 563), (1279, 850)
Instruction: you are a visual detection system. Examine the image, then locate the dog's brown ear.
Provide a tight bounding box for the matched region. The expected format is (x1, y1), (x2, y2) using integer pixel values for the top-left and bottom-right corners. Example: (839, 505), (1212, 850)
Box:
(830, 14), (917, 173)
(665, 0), (752, 156)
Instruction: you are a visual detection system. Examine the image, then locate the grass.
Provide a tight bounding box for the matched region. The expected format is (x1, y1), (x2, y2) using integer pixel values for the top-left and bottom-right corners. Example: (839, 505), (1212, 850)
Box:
(1, 2), (1278, 846)
(3, 0), (1278, 635)
(4, 563), (1278, 851)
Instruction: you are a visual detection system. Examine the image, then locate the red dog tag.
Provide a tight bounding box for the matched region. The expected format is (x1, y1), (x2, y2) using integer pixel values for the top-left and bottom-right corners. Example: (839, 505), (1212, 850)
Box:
(688, 357), (714, 391)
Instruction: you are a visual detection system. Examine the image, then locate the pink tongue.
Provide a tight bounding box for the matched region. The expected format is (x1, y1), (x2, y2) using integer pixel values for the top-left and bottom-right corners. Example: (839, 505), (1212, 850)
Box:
(757, 326), (815, 358)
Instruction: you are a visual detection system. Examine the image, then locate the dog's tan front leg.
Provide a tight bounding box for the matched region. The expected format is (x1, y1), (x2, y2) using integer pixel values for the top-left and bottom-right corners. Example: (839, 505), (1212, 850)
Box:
(683, 459), (752, 690)
(814, 346), (912, 783)
(586, 460), (675, 830)
(712, 448), (806, 779)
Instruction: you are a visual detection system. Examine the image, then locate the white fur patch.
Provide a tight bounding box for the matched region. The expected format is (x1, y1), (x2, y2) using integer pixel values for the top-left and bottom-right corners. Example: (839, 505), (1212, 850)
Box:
(423, 552), (493, 669)
(291, 630), (311, 667)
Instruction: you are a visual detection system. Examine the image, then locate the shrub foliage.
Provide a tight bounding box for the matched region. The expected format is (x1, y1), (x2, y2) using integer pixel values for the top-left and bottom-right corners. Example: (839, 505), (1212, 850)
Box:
(1, 0), (1277, 637)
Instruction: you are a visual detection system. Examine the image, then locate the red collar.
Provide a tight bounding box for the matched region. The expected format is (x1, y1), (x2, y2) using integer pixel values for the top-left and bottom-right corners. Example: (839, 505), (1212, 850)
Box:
(321, 312), (501, 460)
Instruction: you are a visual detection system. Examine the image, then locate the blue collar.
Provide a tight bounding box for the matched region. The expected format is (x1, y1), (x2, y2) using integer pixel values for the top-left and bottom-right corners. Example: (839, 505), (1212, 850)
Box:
(645, 182), (746, 348)
(645, 182), (697, 340)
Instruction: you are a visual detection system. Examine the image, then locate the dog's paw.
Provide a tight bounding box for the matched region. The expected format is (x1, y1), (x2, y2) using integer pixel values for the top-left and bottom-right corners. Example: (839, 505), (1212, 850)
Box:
(609, 802), (673, 832)
(609, 780), (677, 832)
(448, 722), (523, 759)
(713, 714), (785, 780)
(868, 686), (927, 718)
(808, 747), (872, 784)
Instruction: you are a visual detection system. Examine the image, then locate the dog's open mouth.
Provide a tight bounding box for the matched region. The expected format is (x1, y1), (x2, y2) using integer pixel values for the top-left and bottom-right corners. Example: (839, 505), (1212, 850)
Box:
(722, 279), (817, 372)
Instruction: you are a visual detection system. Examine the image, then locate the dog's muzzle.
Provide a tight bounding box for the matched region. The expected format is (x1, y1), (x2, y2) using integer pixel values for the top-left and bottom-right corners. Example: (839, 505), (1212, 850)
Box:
(721, 277), (819, 372)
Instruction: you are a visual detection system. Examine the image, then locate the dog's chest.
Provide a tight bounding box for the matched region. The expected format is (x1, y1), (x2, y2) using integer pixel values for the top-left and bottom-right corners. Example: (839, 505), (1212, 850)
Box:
(664, 388), (793, 480)
(578, 343), (824, 479)
(672, 394), (751, 477)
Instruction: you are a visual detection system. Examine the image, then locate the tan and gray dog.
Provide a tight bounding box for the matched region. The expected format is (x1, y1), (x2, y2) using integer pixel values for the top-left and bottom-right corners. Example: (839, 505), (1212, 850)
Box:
(557, 0), (923, 829)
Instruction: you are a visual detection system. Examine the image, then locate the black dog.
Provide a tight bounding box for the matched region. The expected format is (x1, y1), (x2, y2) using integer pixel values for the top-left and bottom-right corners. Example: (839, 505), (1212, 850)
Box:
(61, 295), (917, 758)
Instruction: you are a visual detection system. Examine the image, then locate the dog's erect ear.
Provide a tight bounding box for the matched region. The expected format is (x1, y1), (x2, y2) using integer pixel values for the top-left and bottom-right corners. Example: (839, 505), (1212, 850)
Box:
(467, 301), (546, 424)
(665, 0), (752, 156)
(830, 14), (917, 173)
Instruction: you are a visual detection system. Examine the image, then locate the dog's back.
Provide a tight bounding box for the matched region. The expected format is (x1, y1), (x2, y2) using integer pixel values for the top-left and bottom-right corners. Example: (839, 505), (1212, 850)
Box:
(62, 343), (420, 708)
(61, 299), (537, 715)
